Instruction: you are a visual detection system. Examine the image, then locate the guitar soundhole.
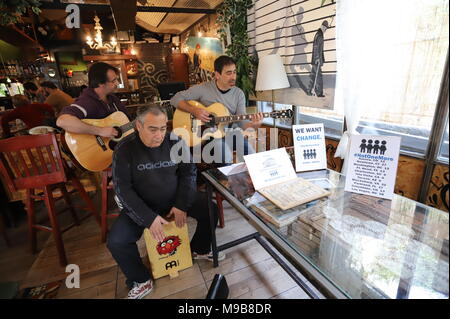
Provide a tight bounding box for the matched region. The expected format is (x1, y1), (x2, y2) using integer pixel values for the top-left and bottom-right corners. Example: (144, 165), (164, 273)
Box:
(204, 115), (216, 128)
(109, 140), (118, 151)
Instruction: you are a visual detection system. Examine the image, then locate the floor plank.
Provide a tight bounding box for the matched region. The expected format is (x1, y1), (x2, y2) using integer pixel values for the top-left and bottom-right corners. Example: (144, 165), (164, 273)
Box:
(1, 192), (318, 299)
(145, 264), (205, 299)
(163, 282), (209, 299)
(57, 266), (118, 298)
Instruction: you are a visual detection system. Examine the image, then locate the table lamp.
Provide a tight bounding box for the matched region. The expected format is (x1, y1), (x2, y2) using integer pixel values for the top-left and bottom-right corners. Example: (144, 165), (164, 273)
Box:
(255, 54), (290, 127)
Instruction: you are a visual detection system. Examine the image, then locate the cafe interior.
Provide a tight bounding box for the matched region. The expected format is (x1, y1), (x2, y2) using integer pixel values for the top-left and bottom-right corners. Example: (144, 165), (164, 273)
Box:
(0, 0), (448, 300)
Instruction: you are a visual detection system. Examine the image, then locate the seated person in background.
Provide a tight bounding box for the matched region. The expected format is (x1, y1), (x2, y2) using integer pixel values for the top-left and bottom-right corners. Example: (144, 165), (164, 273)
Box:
(40, 81), (74, 115)
(1, 95), (55, 138)
(23, 82), (46, 103)
(107, 104), (224, 299)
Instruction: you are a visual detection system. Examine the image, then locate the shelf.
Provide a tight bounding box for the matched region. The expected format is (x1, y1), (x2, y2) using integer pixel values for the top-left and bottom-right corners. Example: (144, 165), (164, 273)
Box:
(83, 55), (138, 62)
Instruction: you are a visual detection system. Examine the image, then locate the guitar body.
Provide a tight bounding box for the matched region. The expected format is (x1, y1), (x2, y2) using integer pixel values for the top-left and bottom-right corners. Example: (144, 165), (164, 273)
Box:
(172, 101), (231, 147)
(62, 111), (133, 172)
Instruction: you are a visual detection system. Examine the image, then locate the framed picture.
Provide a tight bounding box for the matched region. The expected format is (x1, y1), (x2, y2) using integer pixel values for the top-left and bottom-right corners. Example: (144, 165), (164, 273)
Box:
(126, 61), (138, 76)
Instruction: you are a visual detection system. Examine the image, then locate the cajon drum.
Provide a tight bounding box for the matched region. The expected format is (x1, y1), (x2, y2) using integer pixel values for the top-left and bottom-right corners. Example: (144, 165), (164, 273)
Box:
(143, 221), (193, 279)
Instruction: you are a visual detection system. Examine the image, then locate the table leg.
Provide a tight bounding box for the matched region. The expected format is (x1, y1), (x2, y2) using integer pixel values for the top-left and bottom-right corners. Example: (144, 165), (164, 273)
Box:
(206, 181), (219, 267)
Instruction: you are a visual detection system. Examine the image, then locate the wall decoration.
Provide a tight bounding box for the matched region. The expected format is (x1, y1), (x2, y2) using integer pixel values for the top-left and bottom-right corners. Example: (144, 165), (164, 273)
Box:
(426, 164), (449, 212)
(134, 43), (171, 101)
(137, 60), (168, 100)
(325, 139), (343, 172)
(248, 0), (336, 108)
(126, 61), (138, 76)
(395, 156), (425, 201)
(185, 36), (224, 84)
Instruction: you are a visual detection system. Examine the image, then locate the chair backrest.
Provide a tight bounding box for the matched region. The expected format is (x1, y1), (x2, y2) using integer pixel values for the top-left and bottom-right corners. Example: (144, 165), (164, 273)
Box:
(0, 133), (66, 193)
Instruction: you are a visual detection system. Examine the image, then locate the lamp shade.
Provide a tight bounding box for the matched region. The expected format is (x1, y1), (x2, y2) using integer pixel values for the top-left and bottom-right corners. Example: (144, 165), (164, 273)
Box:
(255, 54), (290, 91)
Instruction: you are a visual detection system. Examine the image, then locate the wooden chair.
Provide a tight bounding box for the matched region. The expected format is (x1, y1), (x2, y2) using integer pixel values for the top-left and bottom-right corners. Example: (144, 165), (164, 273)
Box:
(100, 167), (120, 242)
(0, 133), (100, 266)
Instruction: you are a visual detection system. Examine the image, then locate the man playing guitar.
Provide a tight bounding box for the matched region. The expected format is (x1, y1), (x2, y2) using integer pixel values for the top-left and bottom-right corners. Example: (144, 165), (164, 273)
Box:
(56, 62), (130, 138)
(170, 55), (264, 164)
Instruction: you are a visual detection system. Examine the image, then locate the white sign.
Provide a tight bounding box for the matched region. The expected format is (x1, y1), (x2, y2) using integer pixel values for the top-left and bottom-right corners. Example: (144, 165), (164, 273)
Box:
(292, 124), (327, 172)
(345, 135), (401, 200)
(243, 148), (297, 190)
(217, 162), (248, 176)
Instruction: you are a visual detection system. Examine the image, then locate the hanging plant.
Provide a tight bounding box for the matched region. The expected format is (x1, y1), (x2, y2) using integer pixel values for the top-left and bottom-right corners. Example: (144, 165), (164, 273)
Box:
(217, 0), (257, 104)
(0, 0), (42, 26)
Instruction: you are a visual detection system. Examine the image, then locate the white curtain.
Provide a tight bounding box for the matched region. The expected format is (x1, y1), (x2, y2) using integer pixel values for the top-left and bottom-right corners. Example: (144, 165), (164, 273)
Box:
(334, 0), (449, 175)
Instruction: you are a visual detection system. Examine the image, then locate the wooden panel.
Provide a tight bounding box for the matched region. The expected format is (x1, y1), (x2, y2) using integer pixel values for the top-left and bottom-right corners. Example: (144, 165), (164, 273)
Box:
(83, 55), (137, 61)
(278, 128), (293, 148)
(134, 43), (172, 101)
(325, 138), (342, 173)
(394, 155), (425, 201)
(426, 163), (449, 212)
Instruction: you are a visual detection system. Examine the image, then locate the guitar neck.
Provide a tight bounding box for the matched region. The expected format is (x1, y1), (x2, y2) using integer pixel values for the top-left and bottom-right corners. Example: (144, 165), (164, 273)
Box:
(120, 120), (135, 133)
(215, 111), (278, 124)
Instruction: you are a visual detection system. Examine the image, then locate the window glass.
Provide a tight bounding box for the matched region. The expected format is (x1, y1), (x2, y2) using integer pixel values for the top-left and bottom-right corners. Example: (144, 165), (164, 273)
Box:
(437, 118), (449, 162)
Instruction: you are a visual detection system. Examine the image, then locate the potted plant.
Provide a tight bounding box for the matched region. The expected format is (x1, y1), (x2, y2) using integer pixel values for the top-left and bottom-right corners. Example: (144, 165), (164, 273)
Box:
(0, 0), (42, 26)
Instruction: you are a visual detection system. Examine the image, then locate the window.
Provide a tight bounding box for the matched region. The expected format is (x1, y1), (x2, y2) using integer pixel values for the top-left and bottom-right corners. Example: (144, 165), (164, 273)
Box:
(437, 118), (449, 163)
(335, 0), (449, 156)
(257, 101), (293, 129)
(257, 0), (448, 158)
(297, 104), (344, 140)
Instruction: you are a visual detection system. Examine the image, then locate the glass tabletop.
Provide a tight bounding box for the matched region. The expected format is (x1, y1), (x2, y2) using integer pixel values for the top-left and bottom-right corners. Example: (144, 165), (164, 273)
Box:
(205, 168), (449, 299)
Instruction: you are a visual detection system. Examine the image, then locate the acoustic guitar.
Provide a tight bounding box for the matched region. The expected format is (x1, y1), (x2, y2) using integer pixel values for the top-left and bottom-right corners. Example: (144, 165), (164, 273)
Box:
(61, 111), (134, 172)
(172, 101), (293, 147)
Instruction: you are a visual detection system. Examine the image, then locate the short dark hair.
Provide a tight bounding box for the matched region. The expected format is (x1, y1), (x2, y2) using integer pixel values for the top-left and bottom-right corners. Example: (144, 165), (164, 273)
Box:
(23, 82), (38, 91)
(88, 62), (119, 88)
(40, 81), (57, 89)
(214, 56), (236, 74)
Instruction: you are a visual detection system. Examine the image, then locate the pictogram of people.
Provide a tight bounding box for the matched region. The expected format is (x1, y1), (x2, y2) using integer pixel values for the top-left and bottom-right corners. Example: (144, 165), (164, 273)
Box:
(373, 140), (380, 154)
(303, 149), (317, 159)
(360, 139), (367, 153)
(366, 139), (374, 154)
(380, 140), (387, 155)
(359, 138), (388, 154)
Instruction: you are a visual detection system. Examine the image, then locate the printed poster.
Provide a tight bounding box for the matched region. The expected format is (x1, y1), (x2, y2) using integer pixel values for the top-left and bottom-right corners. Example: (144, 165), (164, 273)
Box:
(243, 148), (297, 190)
(292, 124), (327, 172)
(345, 135), (401, 199)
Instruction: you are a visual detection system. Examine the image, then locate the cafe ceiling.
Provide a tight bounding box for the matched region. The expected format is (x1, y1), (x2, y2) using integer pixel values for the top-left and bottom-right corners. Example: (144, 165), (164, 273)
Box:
(39, 0), (223, 35)
(136, 0), (222, 34)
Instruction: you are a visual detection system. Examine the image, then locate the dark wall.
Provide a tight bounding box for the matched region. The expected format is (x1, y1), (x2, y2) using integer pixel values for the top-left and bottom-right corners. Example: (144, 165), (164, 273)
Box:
(134, 43), (172, 101)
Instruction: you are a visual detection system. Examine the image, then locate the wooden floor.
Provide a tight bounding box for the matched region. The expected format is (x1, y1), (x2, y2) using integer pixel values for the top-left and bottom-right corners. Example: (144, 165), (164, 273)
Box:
(0, 191), (323, 299)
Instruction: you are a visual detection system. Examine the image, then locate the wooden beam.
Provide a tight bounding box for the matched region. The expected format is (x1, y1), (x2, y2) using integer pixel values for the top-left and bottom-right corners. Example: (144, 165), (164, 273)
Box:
(83, 55), (137, 62)
(40, 2), (216, 14)
(138, 6), (216, 14)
